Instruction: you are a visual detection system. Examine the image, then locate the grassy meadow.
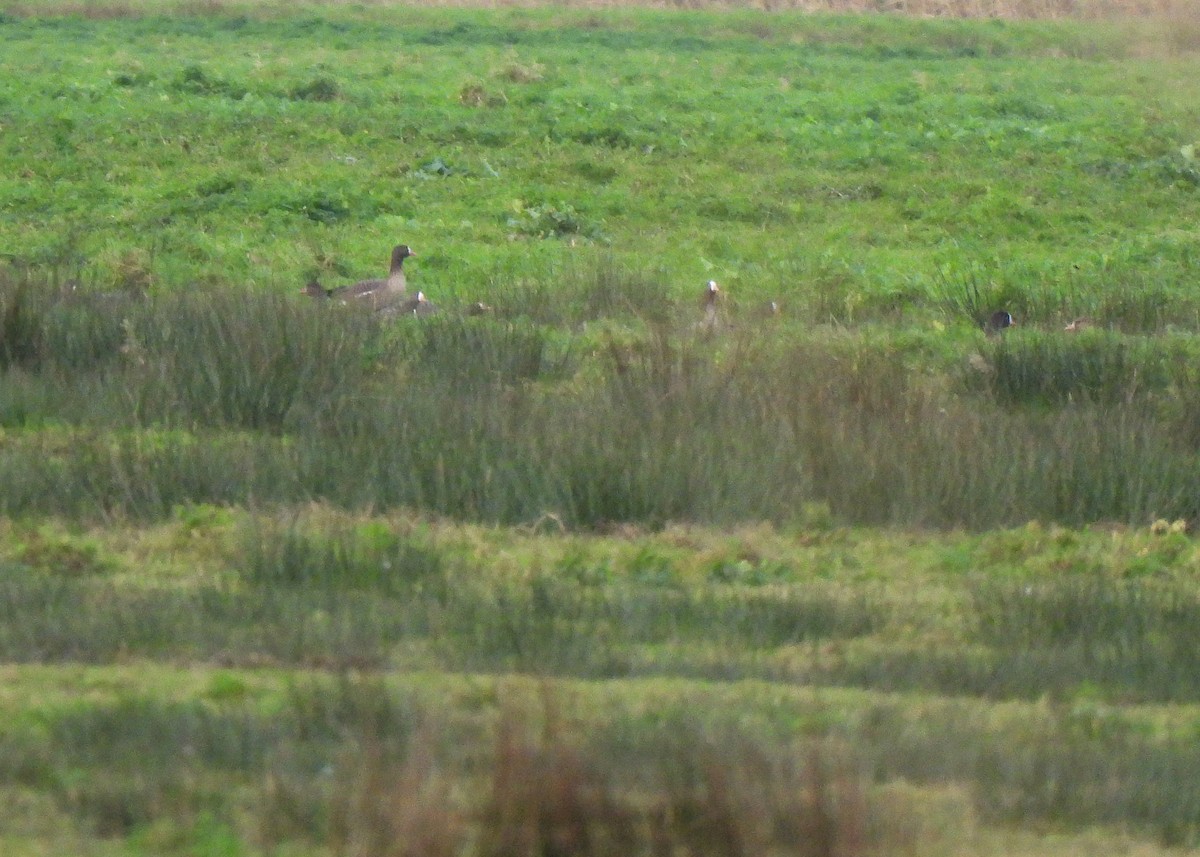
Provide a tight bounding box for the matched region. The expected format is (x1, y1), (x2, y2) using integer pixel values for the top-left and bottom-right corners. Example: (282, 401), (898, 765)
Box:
(2, 1), (1200, 855)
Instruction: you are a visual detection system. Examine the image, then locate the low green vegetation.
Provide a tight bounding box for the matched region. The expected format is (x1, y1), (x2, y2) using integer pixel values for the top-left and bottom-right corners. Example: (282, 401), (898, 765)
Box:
(1, 1), (1198, 313)
(2, 2), (1200, 855)
(4, 512), (1200, 856)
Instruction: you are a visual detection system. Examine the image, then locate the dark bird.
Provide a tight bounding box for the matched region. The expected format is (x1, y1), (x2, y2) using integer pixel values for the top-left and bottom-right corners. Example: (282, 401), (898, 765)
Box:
(300, 280), (336, 300)
(983, 310), (1015, 336)
(391, 290), (437, 318)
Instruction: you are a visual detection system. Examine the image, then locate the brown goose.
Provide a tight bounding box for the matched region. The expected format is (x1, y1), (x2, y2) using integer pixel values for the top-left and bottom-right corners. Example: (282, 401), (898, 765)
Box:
(1064, 317), (1093, 332)
(341, 244), (414, 308)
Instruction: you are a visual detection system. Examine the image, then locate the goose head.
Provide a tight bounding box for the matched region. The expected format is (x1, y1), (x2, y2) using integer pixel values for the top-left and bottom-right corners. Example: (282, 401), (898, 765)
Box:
(391, 244), (415, 267)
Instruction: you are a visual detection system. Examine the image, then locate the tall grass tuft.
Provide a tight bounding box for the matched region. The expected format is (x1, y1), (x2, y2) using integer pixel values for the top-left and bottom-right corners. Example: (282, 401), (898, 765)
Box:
(1167, 362), (1200, 451)
(0, 271), (131, 371)
(853, 696), (1200, 847)
(984, 330), (1175, 405)
(330, 734), (463, 857)
(932, 262), (1022, 331)
(970, 574), (1200, 702)
(328, 700), (868, 857)
(483, 259), (675, 327)
(0, 278), (47, 368)
(392, 314), (576, 385)
(125, 287), (386, 432)
(238, 515), (444, 595)
(0, 429), (300, 520)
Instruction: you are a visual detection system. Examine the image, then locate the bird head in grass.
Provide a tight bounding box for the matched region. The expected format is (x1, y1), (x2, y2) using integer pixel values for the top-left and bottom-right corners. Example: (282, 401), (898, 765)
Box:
(983, 309), (1015, 336)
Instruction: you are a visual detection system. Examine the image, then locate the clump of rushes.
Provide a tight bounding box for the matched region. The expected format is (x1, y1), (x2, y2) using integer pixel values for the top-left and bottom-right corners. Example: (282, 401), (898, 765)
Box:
(329, 700), (869, 857)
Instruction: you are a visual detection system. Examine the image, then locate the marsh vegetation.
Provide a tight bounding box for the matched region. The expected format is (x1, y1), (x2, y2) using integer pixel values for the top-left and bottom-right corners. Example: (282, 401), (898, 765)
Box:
(2, 2), (1200, 854)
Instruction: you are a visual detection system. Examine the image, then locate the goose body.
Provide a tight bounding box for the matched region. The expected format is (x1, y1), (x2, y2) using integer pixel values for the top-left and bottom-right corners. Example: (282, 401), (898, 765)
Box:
(341, 244), (414, 308)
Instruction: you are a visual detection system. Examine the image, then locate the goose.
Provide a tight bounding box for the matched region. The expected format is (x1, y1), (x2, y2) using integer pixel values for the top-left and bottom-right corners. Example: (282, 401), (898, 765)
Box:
(300, 280), (336, 300)
(341, 244), (414, 308)
(700, 280), (722, 331)
(466, 301), (494, 317)
(397, 290), (437, 318)
(1064, 317), (1093, 332)
(982, 310), (1015, 336)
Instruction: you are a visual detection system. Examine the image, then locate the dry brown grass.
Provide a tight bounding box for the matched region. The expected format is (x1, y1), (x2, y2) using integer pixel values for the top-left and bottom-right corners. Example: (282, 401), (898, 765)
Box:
(4, 0), (1198, 19)
(332, 736), (464, 857)
(320, 701), (872, 857)
(344, 0), (1200, 20)
(295, 0), (1200, 18)
(742, 0), (1197, 18)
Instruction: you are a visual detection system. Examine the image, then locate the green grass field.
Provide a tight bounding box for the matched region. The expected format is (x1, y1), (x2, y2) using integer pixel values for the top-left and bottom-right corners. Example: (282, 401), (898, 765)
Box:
(3, 2), (1200, 855)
